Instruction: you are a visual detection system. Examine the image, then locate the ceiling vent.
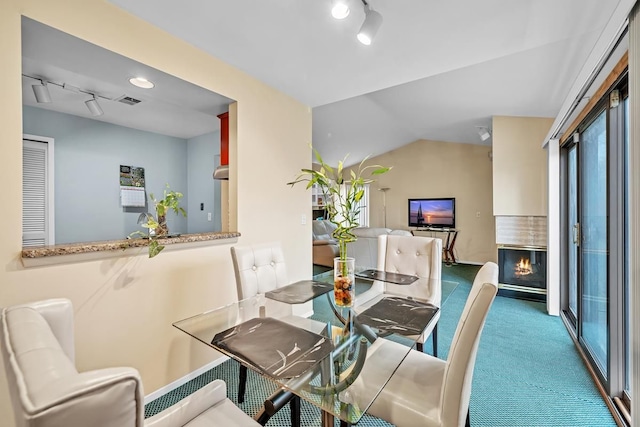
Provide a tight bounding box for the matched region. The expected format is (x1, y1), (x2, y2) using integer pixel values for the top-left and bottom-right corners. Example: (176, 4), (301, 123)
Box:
(115, 95), (142, 106)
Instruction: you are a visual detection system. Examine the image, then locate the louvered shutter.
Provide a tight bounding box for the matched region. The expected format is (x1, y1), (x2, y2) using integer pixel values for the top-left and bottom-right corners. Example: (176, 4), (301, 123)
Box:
(23, 140), (48, 246)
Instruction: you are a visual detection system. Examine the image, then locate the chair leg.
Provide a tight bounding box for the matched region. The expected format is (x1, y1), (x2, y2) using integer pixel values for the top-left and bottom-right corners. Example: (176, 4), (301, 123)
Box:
(433, 324), (438, 357)
(416, 342), (424, 352)
(290, 396), (301, 427)
(254, 408), (270, 426)
(466, 408), (471, 427)
(238, 365), (247, 403)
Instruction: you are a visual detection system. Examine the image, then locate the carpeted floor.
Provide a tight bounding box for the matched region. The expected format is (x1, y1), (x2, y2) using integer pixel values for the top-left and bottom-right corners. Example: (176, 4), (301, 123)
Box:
(145, 263), (616, 426)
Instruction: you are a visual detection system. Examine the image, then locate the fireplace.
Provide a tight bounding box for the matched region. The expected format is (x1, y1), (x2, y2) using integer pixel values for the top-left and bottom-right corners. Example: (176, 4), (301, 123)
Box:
(498, 246), (547, 301)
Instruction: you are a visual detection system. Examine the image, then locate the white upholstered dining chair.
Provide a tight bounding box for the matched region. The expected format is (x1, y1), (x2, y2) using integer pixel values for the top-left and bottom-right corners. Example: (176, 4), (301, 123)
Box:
(230, 242), (325, 426)
(345, 261), (499, 427)
(356, 234), (443, 355)
(1, 298), (260, 427)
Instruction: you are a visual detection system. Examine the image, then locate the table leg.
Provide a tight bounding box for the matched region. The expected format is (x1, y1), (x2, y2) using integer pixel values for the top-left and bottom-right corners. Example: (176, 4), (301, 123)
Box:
(443, 232), (452, 264)
(448, 231), (458, 264)
(321, 409), (334, 427)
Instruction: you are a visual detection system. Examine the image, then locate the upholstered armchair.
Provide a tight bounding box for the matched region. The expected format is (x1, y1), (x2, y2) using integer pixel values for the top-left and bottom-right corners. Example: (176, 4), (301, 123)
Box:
(1, 298), (260, 427)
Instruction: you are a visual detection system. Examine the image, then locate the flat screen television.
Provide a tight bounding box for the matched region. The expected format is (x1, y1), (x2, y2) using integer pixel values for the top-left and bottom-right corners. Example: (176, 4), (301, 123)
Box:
(408, 198), (455, 229)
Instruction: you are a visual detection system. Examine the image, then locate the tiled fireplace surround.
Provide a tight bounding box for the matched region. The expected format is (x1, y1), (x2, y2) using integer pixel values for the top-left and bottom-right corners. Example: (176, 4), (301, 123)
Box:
(495, 216), (547, 301)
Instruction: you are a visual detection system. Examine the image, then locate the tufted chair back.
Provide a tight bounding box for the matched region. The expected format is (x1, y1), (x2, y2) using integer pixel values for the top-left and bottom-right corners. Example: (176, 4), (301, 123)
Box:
(231, 242), (289, 300)
(441, 261), (498, 427)
(376, 234), (442, 304)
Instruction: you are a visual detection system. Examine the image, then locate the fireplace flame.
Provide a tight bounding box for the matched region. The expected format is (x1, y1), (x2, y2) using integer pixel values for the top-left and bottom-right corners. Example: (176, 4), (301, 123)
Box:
(514, 258), (533, 276)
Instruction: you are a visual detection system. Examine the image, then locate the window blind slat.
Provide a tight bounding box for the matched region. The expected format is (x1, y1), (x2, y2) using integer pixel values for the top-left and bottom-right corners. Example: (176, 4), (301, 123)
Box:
(22, 141), (48, 245)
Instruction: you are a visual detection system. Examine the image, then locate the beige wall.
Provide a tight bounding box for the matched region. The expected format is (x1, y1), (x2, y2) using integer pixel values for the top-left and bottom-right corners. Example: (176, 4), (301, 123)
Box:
(0, 1), (312, 424)
(358, 139), (497, 264)
(492, 116), (553, 216)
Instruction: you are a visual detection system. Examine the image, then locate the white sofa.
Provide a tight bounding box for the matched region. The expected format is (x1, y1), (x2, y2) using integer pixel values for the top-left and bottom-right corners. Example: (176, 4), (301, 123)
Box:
(312, 219), (340, 267)
(347, 227), (413, 268)
(1, 298), (260, 427)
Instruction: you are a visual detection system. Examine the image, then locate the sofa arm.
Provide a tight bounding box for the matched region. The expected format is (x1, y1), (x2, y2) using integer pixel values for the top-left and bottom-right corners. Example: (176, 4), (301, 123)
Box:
(313, 239), (335, 246)
(30, 367), (144, 427)
(144, 379), (227, 427)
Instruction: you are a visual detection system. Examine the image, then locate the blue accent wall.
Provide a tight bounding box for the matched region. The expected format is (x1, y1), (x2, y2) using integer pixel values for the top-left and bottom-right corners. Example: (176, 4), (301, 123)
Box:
(187, 132), (221, 233)
(23, 105), (219, 244)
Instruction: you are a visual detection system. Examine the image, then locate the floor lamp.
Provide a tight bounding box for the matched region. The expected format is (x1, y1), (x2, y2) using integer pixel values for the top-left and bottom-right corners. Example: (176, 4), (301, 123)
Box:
(379, 187), (390, 228)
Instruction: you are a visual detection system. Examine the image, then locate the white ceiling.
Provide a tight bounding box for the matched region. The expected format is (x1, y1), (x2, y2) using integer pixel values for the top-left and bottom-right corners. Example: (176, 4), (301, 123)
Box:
(21, 18), (233, 140)
(25, 1), (623, 164)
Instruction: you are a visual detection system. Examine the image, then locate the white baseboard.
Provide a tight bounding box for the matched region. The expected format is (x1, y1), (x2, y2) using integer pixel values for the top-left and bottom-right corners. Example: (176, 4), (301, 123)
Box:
(447, 260), (483, 266)
(144, 355), (229, 404)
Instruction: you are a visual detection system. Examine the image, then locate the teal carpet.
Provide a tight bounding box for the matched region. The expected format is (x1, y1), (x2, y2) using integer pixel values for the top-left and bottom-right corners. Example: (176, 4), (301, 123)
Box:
(146, 264), (616, 426)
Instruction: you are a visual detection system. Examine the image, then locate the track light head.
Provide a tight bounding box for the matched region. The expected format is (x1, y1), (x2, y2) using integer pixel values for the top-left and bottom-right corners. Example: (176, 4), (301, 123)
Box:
(357, 5), (383, 45)
(331, 0), (350, 19)
(32, 80), (52, 103)
(476, 126), (491, 142)
(85, 95), (104, 116)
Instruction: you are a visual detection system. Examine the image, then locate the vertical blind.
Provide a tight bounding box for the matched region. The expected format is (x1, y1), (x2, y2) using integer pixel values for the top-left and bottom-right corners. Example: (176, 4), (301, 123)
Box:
(22, 140), (48, 247)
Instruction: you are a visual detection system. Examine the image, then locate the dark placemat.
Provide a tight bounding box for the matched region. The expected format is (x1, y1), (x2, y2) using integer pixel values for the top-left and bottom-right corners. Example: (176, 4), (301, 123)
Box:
(265, 280), (333, 304)
(357, 296), (438, 337)
(211, 317), (333, 379)
(355, 269), (419, 285)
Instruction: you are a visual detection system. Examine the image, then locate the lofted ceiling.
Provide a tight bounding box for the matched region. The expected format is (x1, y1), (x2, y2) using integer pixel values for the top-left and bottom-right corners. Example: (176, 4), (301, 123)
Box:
(104, 0), (621, 165)
(25, 1), (623, 164)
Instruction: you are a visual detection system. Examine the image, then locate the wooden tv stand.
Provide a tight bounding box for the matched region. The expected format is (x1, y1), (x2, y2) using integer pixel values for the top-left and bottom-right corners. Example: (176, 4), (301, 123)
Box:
(411, 227), (459, 265)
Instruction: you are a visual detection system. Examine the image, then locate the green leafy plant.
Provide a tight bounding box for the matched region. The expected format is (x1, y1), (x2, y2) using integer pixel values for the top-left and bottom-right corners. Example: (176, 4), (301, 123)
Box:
(288, 147), (391, 261)
(129, 184), (187, 258)
(149, 185), (187, 237)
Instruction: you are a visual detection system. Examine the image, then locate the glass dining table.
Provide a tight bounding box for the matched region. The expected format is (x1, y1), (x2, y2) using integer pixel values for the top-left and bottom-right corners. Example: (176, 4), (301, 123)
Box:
(173, 275), (439, 426)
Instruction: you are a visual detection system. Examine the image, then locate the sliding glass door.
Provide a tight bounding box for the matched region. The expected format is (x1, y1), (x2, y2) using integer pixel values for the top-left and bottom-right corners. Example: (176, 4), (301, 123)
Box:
(561, 77), (629, 408)
(567, 145), (578, 325)
(579, 110), (608, 375)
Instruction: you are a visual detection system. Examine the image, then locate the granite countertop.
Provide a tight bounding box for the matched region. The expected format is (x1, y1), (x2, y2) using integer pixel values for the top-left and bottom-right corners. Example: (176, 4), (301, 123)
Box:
(22, 231), (241, 259)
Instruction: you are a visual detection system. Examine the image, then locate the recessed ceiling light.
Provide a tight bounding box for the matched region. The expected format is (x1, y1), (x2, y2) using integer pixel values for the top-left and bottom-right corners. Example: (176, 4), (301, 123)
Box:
(129, 77), (154, 89)
(331, 0), (350, 19)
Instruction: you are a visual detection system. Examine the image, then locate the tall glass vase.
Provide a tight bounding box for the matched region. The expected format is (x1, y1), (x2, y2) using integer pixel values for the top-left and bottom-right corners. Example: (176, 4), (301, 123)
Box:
(334, 257), (355, 307)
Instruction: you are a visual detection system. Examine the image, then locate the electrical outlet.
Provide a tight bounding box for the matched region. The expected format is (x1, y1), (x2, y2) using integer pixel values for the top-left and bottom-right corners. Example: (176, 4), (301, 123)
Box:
(200, 202), (204, 211)
(476, 211), (481, 218)
(207, 212), (212, 221)
(301, 214), (307, 225)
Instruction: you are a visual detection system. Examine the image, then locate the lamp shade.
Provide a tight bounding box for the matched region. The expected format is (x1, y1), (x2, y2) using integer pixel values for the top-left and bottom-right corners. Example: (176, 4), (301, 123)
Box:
(357, 7), (383, 45)
(32, 80), (52, 103)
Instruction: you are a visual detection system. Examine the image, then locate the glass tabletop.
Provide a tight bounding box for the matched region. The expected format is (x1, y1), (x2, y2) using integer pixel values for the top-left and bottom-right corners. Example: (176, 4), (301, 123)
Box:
(173, 284), (438, 425)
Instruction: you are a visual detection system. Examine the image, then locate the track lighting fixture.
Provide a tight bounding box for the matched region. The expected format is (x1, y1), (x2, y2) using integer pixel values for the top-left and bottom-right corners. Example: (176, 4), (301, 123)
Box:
(476, 126), (492, 142)
(329, 0), (383, 45)
(32, 79), (52, 103)
(357, 1), (383, 45)
(331, 0), (350, 19)
(85, 95), (104, 116)
(24, 74), (113, 117)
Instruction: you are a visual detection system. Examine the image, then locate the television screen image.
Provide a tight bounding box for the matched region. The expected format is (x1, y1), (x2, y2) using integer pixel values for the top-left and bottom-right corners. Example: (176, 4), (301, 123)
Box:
(408, 198), (455, 228)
